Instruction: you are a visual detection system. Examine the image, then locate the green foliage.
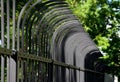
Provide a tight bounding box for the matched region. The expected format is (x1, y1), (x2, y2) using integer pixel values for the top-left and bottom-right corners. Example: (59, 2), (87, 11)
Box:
(66, 0), (120, 79)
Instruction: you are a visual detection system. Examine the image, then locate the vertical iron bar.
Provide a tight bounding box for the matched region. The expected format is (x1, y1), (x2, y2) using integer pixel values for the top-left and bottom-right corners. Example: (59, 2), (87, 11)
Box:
(32, 61), (34, 82)
(7, 57), (10, 82)
(28, 60), (31, 82)
(31, 30), (34, 54)
(4, 56), (6, 81)
(34, 61), (37, 82)
(1, 0), (4, 48)
(10, 56), (16, 82)
(17, 22), (20, 51)
(7, 0), (10, 82)
(36, 61), (38, 82)
(38, 62), (41, 82)
(1, 56), (4, 82)
(17, 60), (20, 82)
(48, 62), (53, 82)
(69, 68), (71, 82)
(12, 0), (15, 49)
(43, 34), (45, 56)
(22, 23), (24, 51)
(23, 60), (28, 82)
(79, 70), (80, 82)
(21, 60), (24, 82)
(35, 35), (37, 56)
(1, 0), (4, 82)
(9, 1), (16, 82)
(6, 0), (10, 54)
(23, 61), (26, 82)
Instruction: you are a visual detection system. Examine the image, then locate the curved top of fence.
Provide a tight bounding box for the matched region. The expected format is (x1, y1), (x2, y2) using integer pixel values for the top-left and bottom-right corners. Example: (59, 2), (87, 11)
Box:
(17, 0), (98, 59)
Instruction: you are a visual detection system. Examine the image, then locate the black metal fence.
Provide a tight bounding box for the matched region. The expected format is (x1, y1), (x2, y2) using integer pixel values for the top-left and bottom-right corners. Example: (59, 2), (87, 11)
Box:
(0, 47), (104, 82)
(0, 0), (111, 82)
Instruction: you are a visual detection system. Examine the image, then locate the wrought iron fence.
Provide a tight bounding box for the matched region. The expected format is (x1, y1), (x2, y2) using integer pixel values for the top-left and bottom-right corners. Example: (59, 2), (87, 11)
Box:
(0, 0), (112, 82)
(0, 47), (104, 82)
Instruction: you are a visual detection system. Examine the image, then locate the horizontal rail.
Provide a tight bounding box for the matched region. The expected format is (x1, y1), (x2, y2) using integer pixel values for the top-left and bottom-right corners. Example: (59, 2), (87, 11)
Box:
(0, 48), (103, 75)
(18, 52), (52, 63)
(0, 48), (13, 56)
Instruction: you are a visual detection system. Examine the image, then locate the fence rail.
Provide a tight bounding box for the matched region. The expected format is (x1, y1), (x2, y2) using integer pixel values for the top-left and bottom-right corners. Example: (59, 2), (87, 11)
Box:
(0, 48), (104, 74)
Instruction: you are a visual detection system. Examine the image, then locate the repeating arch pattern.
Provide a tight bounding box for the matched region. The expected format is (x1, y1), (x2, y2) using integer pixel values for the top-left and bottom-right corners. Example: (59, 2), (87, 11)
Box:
(18, 0), (104, 82)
